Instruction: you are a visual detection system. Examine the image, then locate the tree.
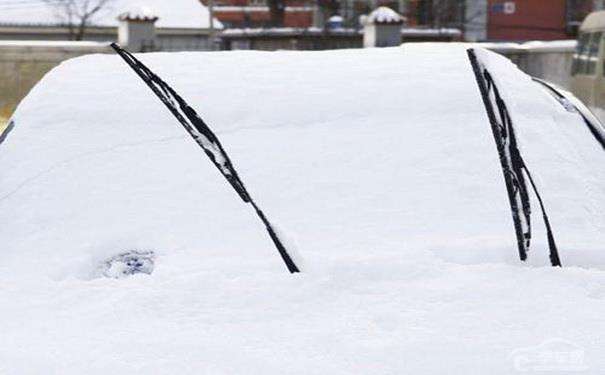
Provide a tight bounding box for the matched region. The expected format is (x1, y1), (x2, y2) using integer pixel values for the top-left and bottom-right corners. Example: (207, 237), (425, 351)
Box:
(45, 0), (113, 41)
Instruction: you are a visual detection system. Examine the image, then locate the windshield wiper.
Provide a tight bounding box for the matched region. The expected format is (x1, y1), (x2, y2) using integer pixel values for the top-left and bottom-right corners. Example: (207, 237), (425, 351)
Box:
(111, 43), (300, 273)
(467, 48), (562, 267)
(0, 120), (15, 146)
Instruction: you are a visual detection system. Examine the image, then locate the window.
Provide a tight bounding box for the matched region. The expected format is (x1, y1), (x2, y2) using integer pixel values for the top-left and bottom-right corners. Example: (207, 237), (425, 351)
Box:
(572, 33), (590, 76)
(586, 32), (602, 75)
(572, 32), (602, 76)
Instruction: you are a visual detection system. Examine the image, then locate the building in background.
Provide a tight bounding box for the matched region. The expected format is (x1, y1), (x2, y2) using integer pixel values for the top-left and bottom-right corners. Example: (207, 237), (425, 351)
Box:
(463, 0), (488, 40)
(0, 0), (221, 121)
(0, 0), (221, 51)
(217, 3), (461, 51)
(203, 0), (409, 28)
(1, 1), (603, 45)
(363, 0), (605, 42)
(202, 0), (315, 28)
(202, 0), (476, 34)
(466, 0), (604, 41)
(486, 0), (588, 41)
(389, 0), (500, 42)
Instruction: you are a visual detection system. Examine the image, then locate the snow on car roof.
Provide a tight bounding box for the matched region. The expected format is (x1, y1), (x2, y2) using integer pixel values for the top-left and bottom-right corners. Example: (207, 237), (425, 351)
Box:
(0, 0), (222, 29)
(0, 44), (604, 372)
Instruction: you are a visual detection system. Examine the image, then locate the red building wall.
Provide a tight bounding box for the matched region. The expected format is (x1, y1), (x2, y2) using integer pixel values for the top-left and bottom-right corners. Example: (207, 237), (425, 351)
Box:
(284, 12), (314, 27)
(213, 9), (314, 28)
(204, 0), (315, 28)
(487, 0), (568, 41)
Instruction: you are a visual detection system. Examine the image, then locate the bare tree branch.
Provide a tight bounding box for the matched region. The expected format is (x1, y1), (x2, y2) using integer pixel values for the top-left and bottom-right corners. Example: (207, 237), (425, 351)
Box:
(44, 0), (113, 40)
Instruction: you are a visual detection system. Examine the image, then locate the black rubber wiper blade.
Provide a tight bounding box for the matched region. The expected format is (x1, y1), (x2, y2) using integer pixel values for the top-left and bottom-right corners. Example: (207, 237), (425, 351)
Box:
(0, 120), (15, 146)
(111, 43), (300, 273)
(467, 48), (562, 267)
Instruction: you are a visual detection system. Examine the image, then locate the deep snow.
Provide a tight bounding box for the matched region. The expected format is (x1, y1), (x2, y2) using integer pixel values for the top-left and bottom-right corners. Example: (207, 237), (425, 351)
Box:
(0, 44), (604, 374)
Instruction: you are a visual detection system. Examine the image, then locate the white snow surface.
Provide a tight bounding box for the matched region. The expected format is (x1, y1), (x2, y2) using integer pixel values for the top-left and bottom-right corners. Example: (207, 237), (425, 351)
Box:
(0, 0), (222, 29)
(1, 44), (605, 373)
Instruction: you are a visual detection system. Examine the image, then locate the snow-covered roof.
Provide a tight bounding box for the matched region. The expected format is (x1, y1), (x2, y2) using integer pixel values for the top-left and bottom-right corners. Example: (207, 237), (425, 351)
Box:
(117, 5), (159, 22)
(367, 6), (405, 24)
(0, 0), (222, 29)
(1, 45), (605, 372)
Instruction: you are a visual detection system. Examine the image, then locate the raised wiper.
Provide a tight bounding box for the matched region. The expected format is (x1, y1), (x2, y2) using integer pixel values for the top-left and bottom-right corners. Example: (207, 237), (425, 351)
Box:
(467, 48), (562, 267)
(111, 43), (300, 273)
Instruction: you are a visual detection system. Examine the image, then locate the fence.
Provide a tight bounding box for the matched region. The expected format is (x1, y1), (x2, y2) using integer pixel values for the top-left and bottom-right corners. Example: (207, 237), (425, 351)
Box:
(220, 27), (461, 50)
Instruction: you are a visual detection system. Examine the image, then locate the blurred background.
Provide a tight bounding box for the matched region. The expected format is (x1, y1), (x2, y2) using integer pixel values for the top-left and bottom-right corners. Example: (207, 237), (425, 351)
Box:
(0, 0), (602, 131)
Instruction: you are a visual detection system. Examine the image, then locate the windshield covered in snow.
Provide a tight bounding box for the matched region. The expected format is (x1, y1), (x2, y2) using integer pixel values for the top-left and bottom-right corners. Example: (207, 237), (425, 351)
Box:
(1, 44), (605, 373)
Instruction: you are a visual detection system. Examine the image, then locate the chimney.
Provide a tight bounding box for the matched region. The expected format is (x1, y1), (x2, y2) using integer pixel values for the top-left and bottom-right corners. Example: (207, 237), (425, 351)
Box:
(117, 7), (159, 52)
(363, 6), (405, 48)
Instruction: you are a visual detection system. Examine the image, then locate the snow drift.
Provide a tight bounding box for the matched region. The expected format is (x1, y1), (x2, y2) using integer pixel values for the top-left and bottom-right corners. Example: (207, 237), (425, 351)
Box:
(0, 44), (604, 374)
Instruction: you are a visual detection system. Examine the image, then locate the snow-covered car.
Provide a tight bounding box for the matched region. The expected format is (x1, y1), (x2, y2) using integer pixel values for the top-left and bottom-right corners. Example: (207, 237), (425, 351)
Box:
(0, 44), (604, 373)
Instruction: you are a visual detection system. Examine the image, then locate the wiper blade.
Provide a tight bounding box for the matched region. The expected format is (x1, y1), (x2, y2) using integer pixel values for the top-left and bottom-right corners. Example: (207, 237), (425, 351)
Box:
(467, 48), (562, 267)
(0, 120), (15, 146)
(111, 43), (300, 273)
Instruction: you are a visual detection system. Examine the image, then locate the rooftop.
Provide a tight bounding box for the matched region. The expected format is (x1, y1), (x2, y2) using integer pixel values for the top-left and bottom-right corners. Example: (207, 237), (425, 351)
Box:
(0, 0), (222, 29)
(366, 6), (405, 25)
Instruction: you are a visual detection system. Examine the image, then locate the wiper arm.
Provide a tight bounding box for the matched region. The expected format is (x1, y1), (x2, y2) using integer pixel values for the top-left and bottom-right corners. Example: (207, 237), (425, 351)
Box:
(468, 48), (562, 267)
(111, 43), (300, 274)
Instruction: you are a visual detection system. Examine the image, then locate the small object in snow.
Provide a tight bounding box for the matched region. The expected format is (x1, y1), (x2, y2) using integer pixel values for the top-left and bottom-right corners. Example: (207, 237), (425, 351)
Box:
(110, 43), (301, 274)
(103, 251), (155, 278)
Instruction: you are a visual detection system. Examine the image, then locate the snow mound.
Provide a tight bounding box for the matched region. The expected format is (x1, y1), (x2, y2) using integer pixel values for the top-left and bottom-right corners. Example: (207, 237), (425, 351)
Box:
(0, 44), (604, 373)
